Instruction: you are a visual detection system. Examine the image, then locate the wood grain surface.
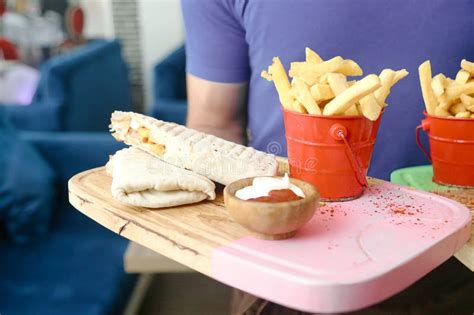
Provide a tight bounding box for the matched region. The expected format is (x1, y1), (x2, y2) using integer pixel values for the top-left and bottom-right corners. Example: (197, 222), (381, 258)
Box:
(430, 188), (474, 271)
(69, 167), (249, 276)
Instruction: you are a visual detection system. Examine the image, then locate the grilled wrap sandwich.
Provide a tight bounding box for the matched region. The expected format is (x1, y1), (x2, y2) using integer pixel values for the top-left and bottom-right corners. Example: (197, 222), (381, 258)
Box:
(110, 111), (279, 185)
(106, 147), (215, 208)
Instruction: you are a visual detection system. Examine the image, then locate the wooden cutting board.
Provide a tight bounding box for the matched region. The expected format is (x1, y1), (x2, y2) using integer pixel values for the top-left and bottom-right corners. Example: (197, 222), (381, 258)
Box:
(68, 167), (471, 313)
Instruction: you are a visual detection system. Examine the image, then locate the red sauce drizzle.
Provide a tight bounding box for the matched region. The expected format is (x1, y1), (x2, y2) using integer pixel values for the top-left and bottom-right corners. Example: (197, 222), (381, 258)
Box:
(249, 189), (303, 202)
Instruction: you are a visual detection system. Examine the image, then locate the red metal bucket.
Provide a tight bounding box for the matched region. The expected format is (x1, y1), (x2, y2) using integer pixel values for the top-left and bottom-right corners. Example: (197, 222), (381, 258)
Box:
(283, 110), (382, 201)
(416, 112), (474, 187)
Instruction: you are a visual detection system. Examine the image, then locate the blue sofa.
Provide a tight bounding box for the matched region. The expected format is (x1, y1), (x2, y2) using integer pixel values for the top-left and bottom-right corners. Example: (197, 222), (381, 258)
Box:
(3, 39), (132, 131)
(150, 45), (187, 125)
(0, 132), (136, 315)
(0, 41), (136, 315)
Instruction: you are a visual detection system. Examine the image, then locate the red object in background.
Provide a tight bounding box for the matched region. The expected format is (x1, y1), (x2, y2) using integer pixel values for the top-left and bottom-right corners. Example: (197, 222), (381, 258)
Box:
(0, 0), (6, 16)
(416, 112), (474, 187)
(283, 110), (381, 201)
(0, 38), (19, 60)
(65, 5), (85, 41)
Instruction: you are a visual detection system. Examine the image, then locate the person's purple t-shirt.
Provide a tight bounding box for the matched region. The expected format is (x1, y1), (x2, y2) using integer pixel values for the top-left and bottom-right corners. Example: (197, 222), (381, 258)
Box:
(181, 0), (473, 180)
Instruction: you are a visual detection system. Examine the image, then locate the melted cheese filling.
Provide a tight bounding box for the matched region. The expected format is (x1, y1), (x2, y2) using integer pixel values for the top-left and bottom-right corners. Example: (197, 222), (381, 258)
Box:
(125, 118), (166, 156)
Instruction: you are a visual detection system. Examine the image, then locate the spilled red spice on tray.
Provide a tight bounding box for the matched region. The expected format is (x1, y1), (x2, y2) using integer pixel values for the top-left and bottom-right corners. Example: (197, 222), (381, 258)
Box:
(364, 187), (426, 218)
(317, 204), (348, 220)
(392, 207), (406, 215)
(314, 184), (462, 241)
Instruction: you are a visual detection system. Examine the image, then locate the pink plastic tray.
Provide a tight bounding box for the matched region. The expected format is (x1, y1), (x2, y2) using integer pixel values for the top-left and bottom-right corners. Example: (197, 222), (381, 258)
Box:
(212, 182), (471, 313)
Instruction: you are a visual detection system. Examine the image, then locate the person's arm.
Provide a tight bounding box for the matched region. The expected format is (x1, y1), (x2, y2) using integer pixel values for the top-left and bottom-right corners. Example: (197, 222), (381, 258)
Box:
(181, 0), (250, 143)
(186, 74), (247, 143)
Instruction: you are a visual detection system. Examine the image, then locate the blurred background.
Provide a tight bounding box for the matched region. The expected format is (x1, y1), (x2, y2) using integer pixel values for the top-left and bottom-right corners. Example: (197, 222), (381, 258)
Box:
(0, 1), (232, 315)
(0, 0), (187, 116)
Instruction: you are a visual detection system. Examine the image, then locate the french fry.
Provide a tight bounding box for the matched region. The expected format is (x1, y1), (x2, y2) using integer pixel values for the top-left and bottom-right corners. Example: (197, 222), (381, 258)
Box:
(431, 74), (446, 97)
(261, 71), (271, 81)
(323, 74), (381, 115)
(292, 70), (320, 86)
(455, 70), (471, 84)
(434, 73), (447, 82)
(461, 59), (474, 74)
(318, 99), (331, 108)
(375, 69), (409, 107)
(444, 81), (474, 102)
(359, 93), (382, 121)
(418, 61), (438, 115)
(392, 69), (409, 85)
(336, 59), (363, 76)
(290, 56), (344, 85)
(318, 74), (329, 84)
(446, 77), (456, 85)
(374, 69), (396, 105)
(138, 127), (150, 142)
(263, 48), (406, 120)
(455, 111), (471, 118)
(450, 102), (466, 115)
(460, 94), (474, 111)
(261, 57), (293, 110)
(327, 73), (349, 95)
(305, 47), (323, 64)
(292, 77), (321, 115)
(434, 106), (450, 117)
(344, 105), (359, 116)
(294, 56), (344, 75)
(310, 84), (335, 101)
(434, 94), (451, 108)
(347, 80), (356, 86)
(438, 101), (451, 110)
(292, 100), (308, 114)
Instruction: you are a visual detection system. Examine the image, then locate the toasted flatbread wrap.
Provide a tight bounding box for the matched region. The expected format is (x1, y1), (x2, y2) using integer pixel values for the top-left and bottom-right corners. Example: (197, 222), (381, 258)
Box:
(110, 111), (279, 185)
(106, 147), (216, 208)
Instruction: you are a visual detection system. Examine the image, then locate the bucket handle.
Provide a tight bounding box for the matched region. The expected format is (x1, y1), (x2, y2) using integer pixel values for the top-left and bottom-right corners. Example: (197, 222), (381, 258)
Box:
(416, 123), (432, 162)
(331, 124), (368, 188)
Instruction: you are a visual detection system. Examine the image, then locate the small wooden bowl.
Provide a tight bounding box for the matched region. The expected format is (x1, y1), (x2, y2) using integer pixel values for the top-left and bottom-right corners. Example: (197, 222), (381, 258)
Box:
(224, 177), (319, 240)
